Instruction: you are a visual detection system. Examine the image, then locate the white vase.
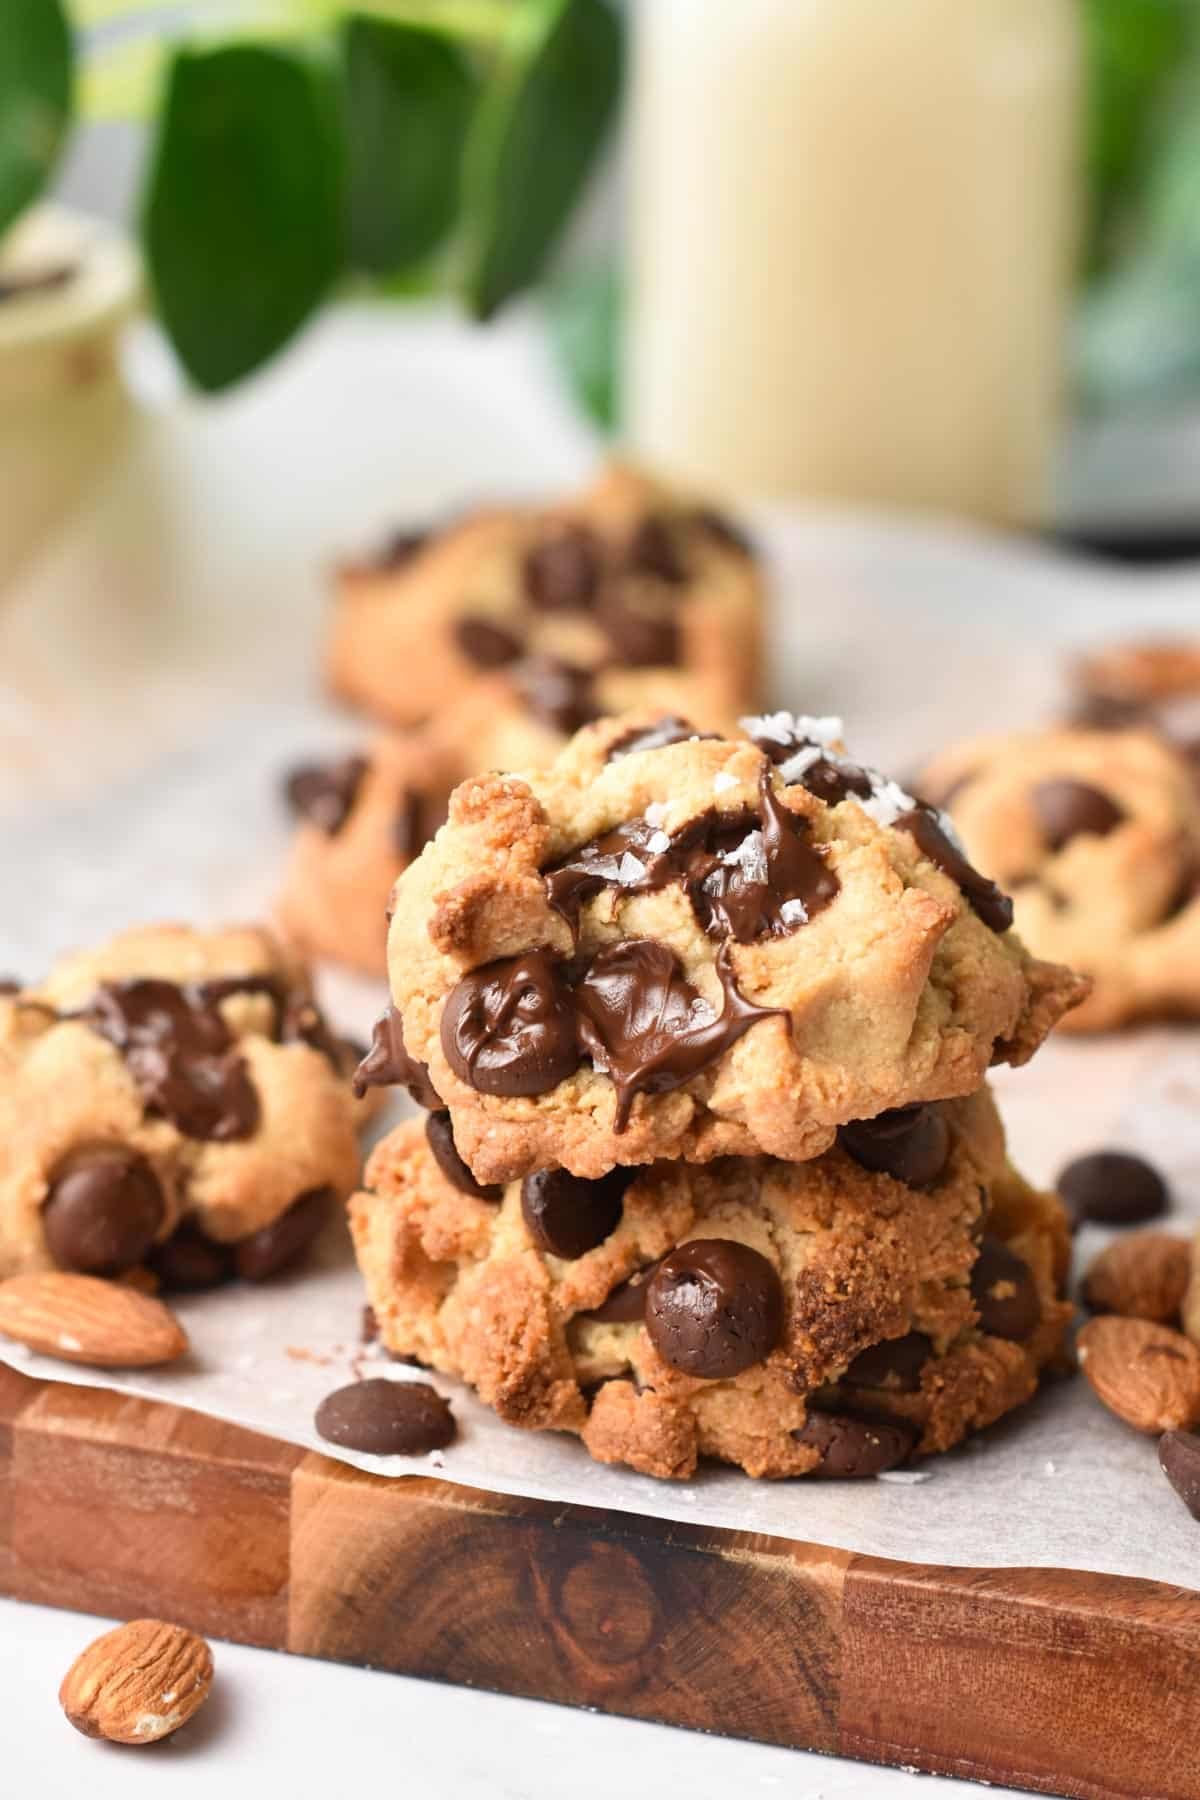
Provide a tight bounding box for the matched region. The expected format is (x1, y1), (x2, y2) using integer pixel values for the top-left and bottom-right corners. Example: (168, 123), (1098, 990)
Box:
(0, 203), (141, 592)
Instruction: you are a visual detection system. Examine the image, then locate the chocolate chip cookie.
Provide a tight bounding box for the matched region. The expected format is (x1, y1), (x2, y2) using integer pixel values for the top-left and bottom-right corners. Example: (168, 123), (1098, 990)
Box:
(325, 463), (762, 729)
(350, 1088), (1071, 1480)
(921, 725), (1200, 1031)
(0, 924), (362, 1283)
(372, 712), (1087, 1182)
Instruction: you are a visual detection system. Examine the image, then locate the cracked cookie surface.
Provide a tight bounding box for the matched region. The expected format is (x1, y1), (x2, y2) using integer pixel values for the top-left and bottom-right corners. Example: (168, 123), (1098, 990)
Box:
(325, 463), (762, 729)
(350, 1088), (1071, 1480)
(0, 924), (363, 1283)
(377, 712), (1087, 1182)
(922, 725), (1200, 1031)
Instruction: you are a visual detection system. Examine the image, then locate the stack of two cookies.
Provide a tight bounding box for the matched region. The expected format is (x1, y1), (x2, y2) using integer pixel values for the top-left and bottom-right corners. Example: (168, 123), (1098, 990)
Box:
(351, 713), (1087, 1480)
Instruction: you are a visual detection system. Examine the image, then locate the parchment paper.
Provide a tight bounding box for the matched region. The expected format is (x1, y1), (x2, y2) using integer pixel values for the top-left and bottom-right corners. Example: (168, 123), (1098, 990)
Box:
(2, 700), (1200, 1588)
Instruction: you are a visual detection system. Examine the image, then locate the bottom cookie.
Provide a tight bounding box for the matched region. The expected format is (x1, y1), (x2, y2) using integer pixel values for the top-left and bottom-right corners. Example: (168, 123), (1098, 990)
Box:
(350, 1089), (1071, 1481)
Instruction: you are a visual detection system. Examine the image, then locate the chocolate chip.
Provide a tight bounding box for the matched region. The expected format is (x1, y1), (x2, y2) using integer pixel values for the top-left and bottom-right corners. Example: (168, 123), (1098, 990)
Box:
(284, 755), (368, 835)
(234, 1187), (332, 1282)
(1160, 1430), (1200, 1521)
(354, 1006), (441, 1107)
(796, 756), (874, 806)
(627, 515), (688, 584)
(41, 1144), (165, 1275)
(148, 1225), (236, 1293)
(510, 655), (599, 736)
(582, 1262), (661, 1323)
(0, 977), (20, 996)
(645, 1238), (783, 1378)
(393, 788), (449, 861)
(838, 1105), (951, 1188)
(689, 507), (752, 557)
(454, 616), (523, 669)
(604, 716), (713, 761)
(793, 1409), (917, 1477)
(426, 1110), (501, 1200)
(1058, 1149), (1168, 1227)
(574, 939), (786, 1131)
(522, 523), (601, 611)
(441, 951), (580, 1098)
(896, 804), (1013, 933)
(315, 1378), (455, 1455)
(1032, 779), (1125, 852)
(599, 600), (680, 669)
(970, 1236), (1040, 1341)
(376, 527), (429, 569)
(842, 1331), (933, 1392)
(520, 1167), (631, 1259)
(80, 979), (261, 1141)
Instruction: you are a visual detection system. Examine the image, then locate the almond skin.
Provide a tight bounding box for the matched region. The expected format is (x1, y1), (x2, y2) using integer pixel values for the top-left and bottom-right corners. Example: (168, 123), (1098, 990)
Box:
(0, 1272), (187, 1367)
(1077, 1316), (1200, 1434)
(1081, 1232), (1191, 1324)
(60, 1619), (213, 1745)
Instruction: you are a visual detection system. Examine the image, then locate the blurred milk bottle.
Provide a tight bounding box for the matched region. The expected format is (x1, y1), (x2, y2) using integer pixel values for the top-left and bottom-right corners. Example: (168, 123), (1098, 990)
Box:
(625, 0), (1082, 526)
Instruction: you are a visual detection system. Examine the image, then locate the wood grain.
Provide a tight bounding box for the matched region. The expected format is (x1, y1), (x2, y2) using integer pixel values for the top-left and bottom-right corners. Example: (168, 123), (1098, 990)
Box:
(2, 1365), (1198, 1799)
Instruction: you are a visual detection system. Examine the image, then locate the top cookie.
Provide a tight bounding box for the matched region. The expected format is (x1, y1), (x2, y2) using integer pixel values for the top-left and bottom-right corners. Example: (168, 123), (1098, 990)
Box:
(921, 725), (1200, 1031)
(375, 712), (1087, 1182)
(325, 463), (762, 729)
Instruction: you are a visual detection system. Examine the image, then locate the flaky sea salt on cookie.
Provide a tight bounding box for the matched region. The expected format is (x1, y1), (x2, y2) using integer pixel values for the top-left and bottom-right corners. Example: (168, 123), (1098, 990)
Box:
(368, 711), (1087, 1183)
(351, 1087), (1071, 1481)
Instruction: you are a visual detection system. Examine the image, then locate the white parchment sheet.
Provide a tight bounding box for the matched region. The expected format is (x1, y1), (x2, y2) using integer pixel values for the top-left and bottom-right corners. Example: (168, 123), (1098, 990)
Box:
(1, 699), (1200, 1588)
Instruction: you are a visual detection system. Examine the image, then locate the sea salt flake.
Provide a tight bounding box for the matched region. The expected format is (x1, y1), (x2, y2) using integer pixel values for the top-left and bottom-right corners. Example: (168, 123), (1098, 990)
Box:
(860, 777), (916, 828)
(644, 801), (669, 828)
(779, 898), (809, 926)
(616, 853), (646, 884)
(722, 829), (767, 883)
(645, 829), (671, 854)
(876, 1468), (933, 1485)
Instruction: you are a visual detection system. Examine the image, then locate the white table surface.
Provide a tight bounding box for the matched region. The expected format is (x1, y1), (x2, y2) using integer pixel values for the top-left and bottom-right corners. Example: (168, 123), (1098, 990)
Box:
(3, 301), (1199, 1797)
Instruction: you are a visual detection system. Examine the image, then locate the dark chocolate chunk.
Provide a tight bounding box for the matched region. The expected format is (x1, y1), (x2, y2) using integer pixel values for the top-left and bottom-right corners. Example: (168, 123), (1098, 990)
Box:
(1160, 1430), (1200, 1521)
(393, 787), (449, 861)
(838, 1105), (951, 1189)
(970, 1236), (1040, 1341)
(1057, 1150), (1168, 1227)
(454, 615), (523, 669)
(544, 815), (688, 938)
(604, 716), (713, 761)
(354, 1006), (442, 1107)
(441, 951), (580, 1097)
(582, 1262), (661, 1323)
(574, 939), (786, 1130)
(148, 1225), (236, 1293)
(234, 1187), (332, 1282)
(1032, 779), (1125, 852)
(627, 515), (688, 584)
(689, 507), (753, 556)
(792, 1409), (917, 1477)
(599, 599), (680, 668)
(520, 1167), (631, 1260)
(795, 756), (874, 806)
(645, 1238), (783, 1378)
(41, 1143), (165, 1275)
(842, 1331), (933, 1392)
(425, 1110), (501, 1201)
(376, 527), (429, 569)
(510, 656), (599, 736)
(283, 755), (368, 836)
(896, 804), (1013, 932)
(522, 523), (602, 611)
(80, 979), (261, 1141)
(314, 1378), (455, 1455)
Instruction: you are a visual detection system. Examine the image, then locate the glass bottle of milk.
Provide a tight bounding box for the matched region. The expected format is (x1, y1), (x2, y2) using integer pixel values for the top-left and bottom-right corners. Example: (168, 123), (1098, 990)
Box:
(624, 0), (1083, 527)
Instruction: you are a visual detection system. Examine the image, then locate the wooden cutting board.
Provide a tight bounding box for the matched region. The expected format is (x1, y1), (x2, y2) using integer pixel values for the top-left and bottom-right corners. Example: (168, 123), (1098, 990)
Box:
(2, 1364), (1198, 1798)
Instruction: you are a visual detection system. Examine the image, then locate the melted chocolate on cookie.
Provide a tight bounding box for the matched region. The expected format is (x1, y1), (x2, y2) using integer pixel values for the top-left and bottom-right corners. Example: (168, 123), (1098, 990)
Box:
(284, 755), (368, 835)
(605, 717), (716, 761)
(573, 939), (786, 1129)
(393, 787), (450, 860)
(522, 523), (602, 612)
(355, 1005), (442, 1107)
(896, 804), (1014, 933)
(441, 950), (580, 1097)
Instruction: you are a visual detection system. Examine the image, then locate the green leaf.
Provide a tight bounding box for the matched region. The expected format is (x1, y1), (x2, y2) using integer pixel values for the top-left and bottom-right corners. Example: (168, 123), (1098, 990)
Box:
(0, 0), (73, 236)
(460, 0), (622, 321)
(341, 15), (475, 275)
(543, 260), (619, 429)
(141, 43), (343, 392)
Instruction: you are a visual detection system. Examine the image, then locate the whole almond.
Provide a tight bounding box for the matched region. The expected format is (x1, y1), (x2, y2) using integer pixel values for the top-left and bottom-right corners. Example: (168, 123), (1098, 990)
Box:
(0, 1272), (187, 1367)
(1081, 1232), (1191, 1323)
(60, 1619), (213, 1744)
(1077, 1316), (1200, 1433)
